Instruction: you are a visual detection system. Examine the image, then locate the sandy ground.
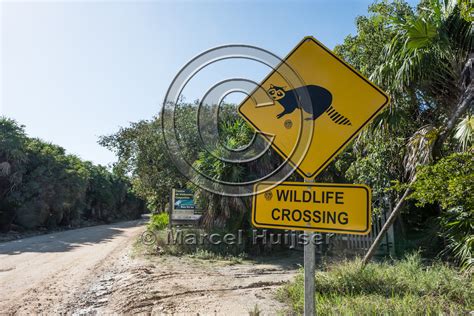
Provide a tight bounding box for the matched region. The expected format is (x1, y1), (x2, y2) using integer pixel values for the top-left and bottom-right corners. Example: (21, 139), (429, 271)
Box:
(0, 220), (300, 315)
(0, 220), (145, 314)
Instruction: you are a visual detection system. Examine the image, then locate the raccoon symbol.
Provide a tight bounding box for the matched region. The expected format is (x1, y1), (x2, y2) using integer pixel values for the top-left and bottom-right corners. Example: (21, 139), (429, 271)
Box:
(267, 84), (352, 126)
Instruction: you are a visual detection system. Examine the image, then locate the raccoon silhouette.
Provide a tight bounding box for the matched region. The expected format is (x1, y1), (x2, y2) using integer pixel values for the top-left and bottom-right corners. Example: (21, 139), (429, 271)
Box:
(267, 84), (352, 125)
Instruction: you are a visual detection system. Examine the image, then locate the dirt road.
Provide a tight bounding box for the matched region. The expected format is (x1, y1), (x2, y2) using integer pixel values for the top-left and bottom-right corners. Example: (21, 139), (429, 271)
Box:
(0, 220), (145, 314)
(0, 220), (299, 315)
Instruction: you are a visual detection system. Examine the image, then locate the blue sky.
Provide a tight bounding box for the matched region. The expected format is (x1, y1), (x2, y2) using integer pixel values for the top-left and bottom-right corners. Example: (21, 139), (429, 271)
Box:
(1, 0), (417, 166)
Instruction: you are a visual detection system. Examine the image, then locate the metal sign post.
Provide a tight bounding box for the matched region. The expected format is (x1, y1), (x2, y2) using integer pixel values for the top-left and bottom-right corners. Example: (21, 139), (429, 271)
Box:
(304, 178), (315, 316)
(239, 36), (389, 316)
(169, 188), (174, 231)
(250, 180), (372, 316)
(304, 232), (316, 315)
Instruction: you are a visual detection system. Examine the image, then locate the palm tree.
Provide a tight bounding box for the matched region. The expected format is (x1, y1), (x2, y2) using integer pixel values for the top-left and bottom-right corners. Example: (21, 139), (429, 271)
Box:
(192, 103), (282, 232)
(363, 0), (473, 264)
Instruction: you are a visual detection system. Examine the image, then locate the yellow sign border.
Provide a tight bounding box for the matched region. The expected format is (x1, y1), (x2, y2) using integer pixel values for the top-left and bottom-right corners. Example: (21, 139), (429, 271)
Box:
(252, 181), (372, 234)
(238, 36), (390, 179)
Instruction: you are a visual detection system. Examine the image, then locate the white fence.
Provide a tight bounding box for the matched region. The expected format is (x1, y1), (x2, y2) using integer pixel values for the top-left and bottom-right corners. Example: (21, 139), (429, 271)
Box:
(307, 210), (395, 257)
(330, 211), (395, 256)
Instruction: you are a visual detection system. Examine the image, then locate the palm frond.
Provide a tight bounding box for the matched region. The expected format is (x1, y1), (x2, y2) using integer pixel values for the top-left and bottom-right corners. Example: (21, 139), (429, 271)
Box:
(371, 0), (472, 99)
(403, 125), (438, 179)
(0, 162), (11, 177)
(454, 114), (474, 150)
(406, 17), (438, 49)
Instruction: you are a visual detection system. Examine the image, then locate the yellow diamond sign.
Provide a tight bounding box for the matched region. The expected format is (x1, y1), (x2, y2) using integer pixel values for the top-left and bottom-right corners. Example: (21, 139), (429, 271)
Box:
(238, 36), (389, 179)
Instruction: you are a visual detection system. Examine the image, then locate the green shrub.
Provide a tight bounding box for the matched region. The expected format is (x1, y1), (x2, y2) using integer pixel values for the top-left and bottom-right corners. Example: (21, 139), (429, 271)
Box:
(0, 117), (145, 231)
(409, 152), (473, 271)
(147, 213), (169, 231)
(279, 253), (473, 315)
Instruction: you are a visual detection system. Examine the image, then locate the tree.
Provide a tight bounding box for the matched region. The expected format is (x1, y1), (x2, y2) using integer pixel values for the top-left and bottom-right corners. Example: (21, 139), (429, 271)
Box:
(334, 1), (421, 250)
(0, 116), (145, 231)
(191, 103), (284, 231)
(0, 118), (28, 230)
(99, 102), (200, 211)
(408, 152), (473, 271)
(363, 0), (473, 264)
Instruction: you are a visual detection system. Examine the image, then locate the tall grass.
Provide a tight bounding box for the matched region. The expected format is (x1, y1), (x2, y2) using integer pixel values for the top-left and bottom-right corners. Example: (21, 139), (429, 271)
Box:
(279, 254), (473, 315)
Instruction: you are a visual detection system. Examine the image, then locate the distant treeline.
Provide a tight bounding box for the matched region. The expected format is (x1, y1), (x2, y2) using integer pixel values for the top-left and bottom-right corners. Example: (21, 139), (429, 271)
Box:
(0, 117), (145, 231)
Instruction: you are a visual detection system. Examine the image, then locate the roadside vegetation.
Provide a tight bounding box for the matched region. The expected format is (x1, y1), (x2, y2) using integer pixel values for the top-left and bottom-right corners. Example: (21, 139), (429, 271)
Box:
(147, 213), (169, 231)
(279, 253), (473, 315)
(141, 220), (247, 262)
(0, 117), (145, 232)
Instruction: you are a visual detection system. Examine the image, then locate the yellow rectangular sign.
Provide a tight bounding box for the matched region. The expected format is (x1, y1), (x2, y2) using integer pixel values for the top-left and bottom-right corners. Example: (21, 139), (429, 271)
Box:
(252, 182), (371, 235)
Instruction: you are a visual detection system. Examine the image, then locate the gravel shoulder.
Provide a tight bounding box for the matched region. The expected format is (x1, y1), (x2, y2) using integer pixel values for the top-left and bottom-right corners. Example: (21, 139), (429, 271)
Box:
(71, 252), (301, 315)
